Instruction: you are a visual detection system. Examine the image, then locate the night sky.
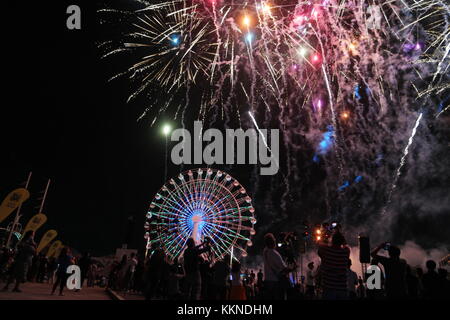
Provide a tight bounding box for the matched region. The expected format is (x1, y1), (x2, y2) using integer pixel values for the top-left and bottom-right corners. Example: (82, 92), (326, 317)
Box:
(2, 1), (167, 255)
(2, 1), (257, 256)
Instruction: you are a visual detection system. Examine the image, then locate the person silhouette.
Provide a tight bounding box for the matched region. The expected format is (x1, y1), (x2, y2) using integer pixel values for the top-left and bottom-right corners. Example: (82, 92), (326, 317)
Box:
(183, 238), (209, 300)
(422, 260), (440, 299)
(437, 268), (450, 299)
(405, 264), (419, 299)
(318, 232), (350, 300)
(371, 243), (407, 299)
(2, 231), (36, 293)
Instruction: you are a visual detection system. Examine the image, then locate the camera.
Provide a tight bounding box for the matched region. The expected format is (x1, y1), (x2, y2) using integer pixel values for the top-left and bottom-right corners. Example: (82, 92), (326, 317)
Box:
(384, 242), (391, 250)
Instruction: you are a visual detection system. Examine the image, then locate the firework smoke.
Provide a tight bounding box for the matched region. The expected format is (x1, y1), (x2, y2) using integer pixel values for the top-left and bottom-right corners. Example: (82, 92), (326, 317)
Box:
(99, 0), (450, 248)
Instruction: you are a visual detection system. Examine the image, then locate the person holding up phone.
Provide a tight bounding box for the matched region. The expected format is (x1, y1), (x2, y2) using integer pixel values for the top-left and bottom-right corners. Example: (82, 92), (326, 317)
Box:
(371, 242), (407, 299)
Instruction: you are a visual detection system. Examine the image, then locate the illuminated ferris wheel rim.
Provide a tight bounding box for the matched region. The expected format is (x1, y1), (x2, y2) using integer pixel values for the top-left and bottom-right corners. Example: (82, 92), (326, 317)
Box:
(145, 168), (257, 260)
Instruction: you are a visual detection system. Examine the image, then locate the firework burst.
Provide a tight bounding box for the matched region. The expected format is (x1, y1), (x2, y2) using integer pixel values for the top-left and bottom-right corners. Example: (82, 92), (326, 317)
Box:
(99, 0), (449, 232)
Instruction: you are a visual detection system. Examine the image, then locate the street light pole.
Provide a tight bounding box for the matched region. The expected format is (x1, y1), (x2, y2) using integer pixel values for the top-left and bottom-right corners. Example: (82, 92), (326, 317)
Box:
(162, 123), (171, 183)
(165, 134), (168, 183)
(6, 172), (32, 248)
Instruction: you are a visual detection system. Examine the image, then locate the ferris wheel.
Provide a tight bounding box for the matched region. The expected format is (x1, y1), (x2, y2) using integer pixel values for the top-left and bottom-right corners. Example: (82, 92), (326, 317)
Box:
(144, 168), (256, 261)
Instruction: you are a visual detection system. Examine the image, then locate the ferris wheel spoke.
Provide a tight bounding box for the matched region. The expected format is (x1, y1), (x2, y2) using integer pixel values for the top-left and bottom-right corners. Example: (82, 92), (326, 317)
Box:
(164, 189), (194, 216)
(203, 175), (222, 204)
(210, 220), (246, 228)
(166, 178), (202, 211)
(202, 224), (236, 254)
(155, 196), (188, 217)
(165, 233), (187, 255)
(204, 221), (244, 242)
(204, 199), (236, 219)
(150, 208), (183, 219)
(169, 181), (198, 214)
(206, 222), (249, 241)
(206, 228), (236, 250)
(173, 238), (189, 258)
(204, 193), (232, 214)
(209, 206), (240, 217)
(159, 191), (194, 216)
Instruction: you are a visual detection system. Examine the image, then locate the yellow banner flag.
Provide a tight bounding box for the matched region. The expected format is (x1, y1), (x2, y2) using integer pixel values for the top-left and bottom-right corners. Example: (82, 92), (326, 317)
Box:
(0, 188), (30, 223)
(46, 240), (62, 258)
(37, 229), (58, 253)
(53, 245), (64, 258)
(23, 213), (47, 235)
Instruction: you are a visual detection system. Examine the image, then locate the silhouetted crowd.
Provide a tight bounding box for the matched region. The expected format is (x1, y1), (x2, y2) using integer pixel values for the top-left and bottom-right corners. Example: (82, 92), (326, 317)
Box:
(107, 233), (450, 300)
(1, 230), (449, 300)
(304, 233), (450, 300)
(0, 231), (104, 295)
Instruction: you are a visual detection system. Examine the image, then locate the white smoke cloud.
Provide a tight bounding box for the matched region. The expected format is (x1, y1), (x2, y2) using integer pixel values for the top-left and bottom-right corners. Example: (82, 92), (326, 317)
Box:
(398, 240), (449, 270)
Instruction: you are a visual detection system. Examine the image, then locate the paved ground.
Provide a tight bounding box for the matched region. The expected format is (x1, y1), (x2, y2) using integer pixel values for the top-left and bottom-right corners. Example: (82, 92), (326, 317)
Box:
(114, 290), (145, 300)
(0, 282), (111, 300)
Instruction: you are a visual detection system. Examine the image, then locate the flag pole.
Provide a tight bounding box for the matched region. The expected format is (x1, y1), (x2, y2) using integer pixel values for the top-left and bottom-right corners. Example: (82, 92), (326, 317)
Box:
(39, 179), (51, 213)
(6, 172), (32, 248)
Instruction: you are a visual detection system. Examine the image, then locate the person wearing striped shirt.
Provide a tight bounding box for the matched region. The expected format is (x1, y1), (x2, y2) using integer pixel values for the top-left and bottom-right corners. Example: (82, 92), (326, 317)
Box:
(317, 232), (350, 300)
